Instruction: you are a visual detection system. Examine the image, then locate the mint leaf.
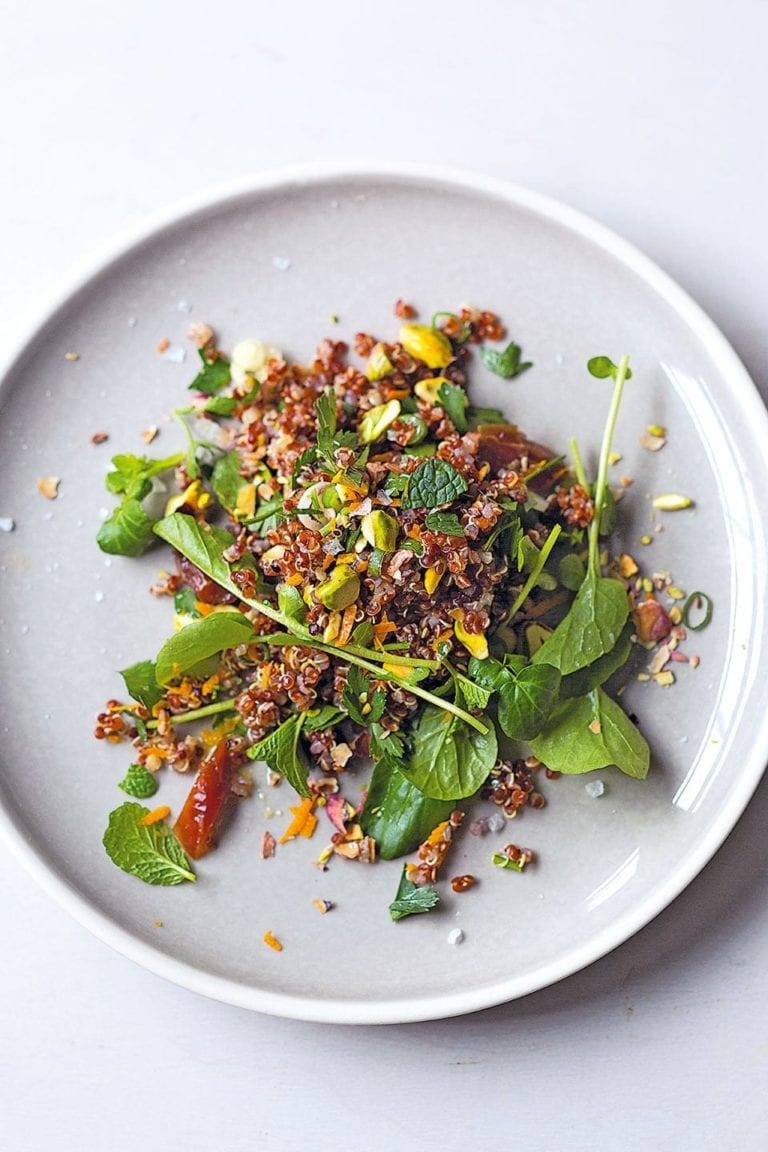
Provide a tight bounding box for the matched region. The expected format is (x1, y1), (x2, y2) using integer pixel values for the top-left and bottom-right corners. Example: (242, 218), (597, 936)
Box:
(302, 705), (346, 733)
(118, 764), (159, 799)
(481, 341), (532, 380)
(248, 714), (311, 797)
(103, 802), (196, 885)
(119, 659), (163, 710)
(437, 381), (468, 433)
(402, 458), (468, 510)
(424, 511), (465, 536)
(189, 350), (231, 396)
(389, 866), (440, 921)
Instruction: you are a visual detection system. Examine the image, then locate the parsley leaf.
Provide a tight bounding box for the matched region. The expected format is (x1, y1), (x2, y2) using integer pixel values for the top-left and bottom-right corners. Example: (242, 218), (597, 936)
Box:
(103, 802), (196, 885)
(118, 764), (159, 799)
(343, 665), (374, 725)
(247, 714), (311, 797)
(389, 865), (440, 921)
(401, 458), (468, 510)
(189, 350), (231, 396)
(482, 341), (532, 380)
(424, 511), (465, 536)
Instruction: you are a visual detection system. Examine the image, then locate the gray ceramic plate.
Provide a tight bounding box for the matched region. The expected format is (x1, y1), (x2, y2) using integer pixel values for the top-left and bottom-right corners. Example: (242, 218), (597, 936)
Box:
(1, 165), (767, 1023)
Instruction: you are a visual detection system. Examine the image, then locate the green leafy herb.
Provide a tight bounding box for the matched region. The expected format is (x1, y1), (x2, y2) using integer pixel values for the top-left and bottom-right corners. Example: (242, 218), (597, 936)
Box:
(506, 524), (563, 618)
(389, 865), (440, 921)
(437, 381), (468, 433)
(189, 350), (231, 396)
(466, 405), (507, 429)
(361, 759), (455, 860)
(119, 659), (164, 710)
(211, 451), (247, 514)
(403, 702), (497, 801)
(530, 688), (650, 779)
(531, 571), (629, 675)
(97, 498), (157, 557)
(558, 621), (633, 698)
(451, 672), (492, 712)
(174, 587), (203, 617)
(155, 611), (254, 685)
(277, 584), (308, 625)
(343, 665), (385, 725)
(302, 705), (346, 733)
(251, 493), (284, 536)
(202, 394), (238, 417)
(402, 458), (468, 510)
(496, 662), (562, 741)
(587, 356), (633, 382)
(118, 764), (159, 799)
(482, 341), (532, 380)
(558, 552), (587, 591)
(103, 802), (196, 885)
(247, 714), (311, 797)
(424, 511), (465, 536)
(492, 851), (529, 872)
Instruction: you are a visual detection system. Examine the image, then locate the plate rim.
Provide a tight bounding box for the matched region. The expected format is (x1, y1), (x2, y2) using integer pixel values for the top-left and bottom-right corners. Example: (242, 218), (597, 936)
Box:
(1, 161), (767, 1024)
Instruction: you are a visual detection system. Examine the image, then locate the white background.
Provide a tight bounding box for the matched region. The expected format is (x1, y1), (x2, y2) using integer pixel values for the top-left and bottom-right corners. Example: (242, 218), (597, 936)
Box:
(2, 2), (767, 1149)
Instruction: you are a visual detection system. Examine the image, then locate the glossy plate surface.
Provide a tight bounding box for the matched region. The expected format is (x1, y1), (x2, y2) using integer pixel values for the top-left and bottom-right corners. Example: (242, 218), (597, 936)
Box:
(1, 165), (767, 1023)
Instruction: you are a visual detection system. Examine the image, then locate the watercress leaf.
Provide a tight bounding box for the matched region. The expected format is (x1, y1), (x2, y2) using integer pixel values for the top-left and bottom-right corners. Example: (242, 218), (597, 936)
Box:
(403, 704), (497, 801)
(481, 341), (532, 380)
(350, 620), (375, 648)
(362, 759), (455, 860)
(103, 802), (196, 885)
(558, 621), (634, 698)
(437, 381), (468, 433)
(496, 663), (562, 741)
(389, 865), (440, 921)
(155, 611), (254, 685)
(599, 486), (618, 537)
(118, 764), (159, 799)
(97, 497), (157, 557)
(402, 458), (468, 510)
(587, 356), (633, 382)
(189, 350), (231, 396)
(247, 714), (311, 797)
(211, 451), (246, 514)
(467, 655), (509, 692)
(529, 687), (650, 779)
(302, 705), (346, 733)
(119, 659), (163, 709)
(424, 511), (465, 536)
(532, 572), (629, 675)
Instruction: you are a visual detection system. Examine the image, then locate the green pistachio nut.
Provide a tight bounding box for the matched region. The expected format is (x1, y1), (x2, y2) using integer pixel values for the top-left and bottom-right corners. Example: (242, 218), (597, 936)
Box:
(393, 413), (428, 444)
(399, 324), (453, 369)
(365, 343), (395, 381)
(315, 564), (361, 611)
(360, 510), (398, 552)
(359, 400), (401, 445)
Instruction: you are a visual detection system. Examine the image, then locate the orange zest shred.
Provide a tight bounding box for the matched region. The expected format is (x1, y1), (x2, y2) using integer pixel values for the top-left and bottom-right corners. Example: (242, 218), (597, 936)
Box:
(263, 931), (283, 952)
(278, 797), (318, 844)
(138, 805), (171, 826)
(426, 819), (450, 846)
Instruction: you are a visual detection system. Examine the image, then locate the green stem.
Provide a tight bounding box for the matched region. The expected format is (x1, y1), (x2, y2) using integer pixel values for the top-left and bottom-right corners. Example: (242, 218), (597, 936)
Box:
(149, 697), (238, 729)
(507, 524), (562, 620)
(568, 438), (589, 489)
(172, 408), (201, 479)
(588, 355), (630, 577)
(249, 634), (439, 670)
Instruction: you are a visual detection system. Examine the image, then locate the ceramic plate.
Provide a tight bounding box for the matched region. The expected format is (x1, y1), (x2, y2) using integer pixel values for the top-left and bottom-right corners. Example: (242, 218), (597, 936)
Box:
(1, 165), (767, 1024)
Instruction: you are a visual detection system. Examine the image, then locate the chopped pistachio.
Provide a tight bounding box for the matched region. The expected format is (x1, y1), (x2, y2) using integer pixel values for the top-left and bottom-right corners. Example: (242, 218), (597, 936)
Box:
(359, 400), (401, 444)
(360, 509), (398, 551)
(315, 565), (360, 611)
(365, 342), (394, 381)
(651, 494), (694, 511)
(414, 375), (451, 404)
(608, 451), (622, 465)
(653, 670), (676, 687)
(235, 483), (257, 520)
(667, 586), (685, 600)
(647, 423), (666, 437)
(640, 432), (667, 451)
(454, 616), (488, 659)
(640, 534), (653, 545)
(399, 323), (453, 369)
(424, 565), (444, 594)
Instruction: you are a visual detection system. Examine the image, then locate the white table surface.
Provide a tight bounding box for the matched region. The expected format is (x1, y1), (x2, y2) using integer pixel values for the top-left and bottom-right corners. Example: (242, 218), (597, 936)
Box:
(2, 2), (767, 1148)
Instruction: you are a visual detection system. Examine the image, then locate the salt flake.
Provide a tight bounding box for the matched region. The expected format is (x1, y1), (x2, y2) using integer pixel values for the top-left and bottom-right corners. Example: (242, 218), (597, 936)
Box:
(585, 780), (605, 798)
(162, 344), (186, 364)
(447, 928), (465, 946)
(272, 255), (291, 271)
(0, 517), (15, 532)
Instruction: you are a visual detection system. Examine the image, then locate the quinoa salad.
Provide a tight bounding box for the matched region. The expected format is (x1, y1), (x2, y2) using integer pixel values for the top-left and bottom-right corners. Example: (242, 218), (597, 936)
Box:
(94, 302), (710, 925)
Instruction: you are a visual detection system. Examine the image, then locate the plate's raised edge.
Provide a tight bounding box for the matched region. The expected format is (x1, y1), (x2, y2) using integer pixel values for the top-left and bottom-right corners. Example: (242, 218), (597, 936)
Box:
(1, 161), (768, 1025)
